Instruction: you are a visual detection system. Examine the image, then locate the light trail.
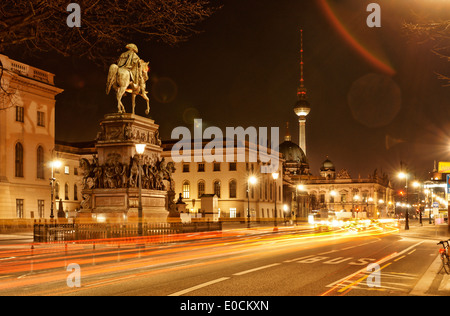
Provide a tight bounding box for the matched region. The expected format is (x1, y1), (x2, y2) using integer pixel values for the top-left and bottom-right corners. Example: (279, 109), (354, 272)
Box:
(0, 221), (399, 295)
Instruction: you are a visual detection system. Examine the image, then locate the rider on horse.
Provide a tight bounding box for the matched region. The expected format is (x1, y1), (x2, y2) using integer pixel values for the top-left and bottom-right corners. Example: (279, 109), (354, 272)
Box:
(117, 43), (140, 89)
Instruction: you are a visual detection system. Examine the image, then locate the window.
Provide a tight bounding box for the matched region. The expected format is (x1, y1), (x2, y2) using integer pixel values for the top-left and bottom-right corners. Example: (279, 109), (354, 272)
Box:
(37, 146), (44, 179)
(15, 142), (24, 178)
(214, 180), (221, 198)
(74, 167), (78, 175)
(264, 181), (268, 200)
(16, 106), (24, 122)
(16, 199), (24, 218)
(64, 166), (70, 175)
(65, 183), (69, 200)
(213, 162), (220, 171)
(182, 181), (190, 199)
(74, 184), (78, 201)
(198, 181), (205, 198)
(38, 200), (44, 218)
(319, 193), (325, 204)
(229, 180), (237, 198)
(37, 111), (45, 127)
(198, 163), (205, 172)
(229, 208), (237, 218)
(55, 182), (60, 200)
(229, 163), (236, 171)
(183, 164), (190, 173)
(270, 182), (273, 200)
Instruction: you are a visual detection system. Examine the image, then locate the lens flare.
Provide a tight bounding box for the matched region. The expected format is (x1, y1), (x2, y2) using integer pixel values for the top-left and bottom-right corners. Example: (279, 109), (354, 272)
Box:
(316, 0), (396, 76)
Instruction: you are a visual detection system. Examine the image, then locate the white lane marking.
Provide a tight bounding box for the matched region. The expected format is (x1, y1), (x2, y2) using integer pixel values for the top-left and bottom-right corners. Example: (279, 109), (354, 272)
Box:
(233, 263), (281, 276)
(326, 241), (424, 289)
(168, 277), (230, 296)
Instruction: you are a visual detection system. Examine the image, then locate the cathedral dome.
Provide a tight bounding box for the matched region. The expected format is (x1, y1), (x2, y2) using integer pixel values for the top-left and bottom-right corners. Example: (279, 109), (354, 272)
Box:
(320, 156), (336, 179)
(320, 157), (335, 171)
(279, 140), (308, 164)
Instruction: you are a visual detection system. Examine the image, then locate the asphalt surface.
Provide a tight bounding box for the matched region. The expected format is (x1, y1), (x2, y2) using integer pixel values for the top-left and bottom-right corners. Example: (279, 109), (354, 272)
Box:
(0, 220), (449, 298)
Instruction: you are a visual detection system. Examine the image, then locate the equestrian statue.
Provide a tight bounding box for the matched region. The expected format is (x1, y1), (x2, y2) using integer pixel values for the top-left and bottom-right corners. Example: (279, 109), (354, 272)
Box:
(106, 43), (150, 115)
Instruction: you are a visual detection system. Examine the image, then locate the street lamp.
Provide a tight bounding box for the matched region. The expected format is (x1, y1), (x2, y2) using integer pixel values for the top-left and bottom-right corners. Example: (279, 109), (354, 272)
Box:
(353, 194), (360, 219)
(49, 160), (62, 220)
(247, 176), (257, 228)
(135, 143), (146, 236)
(412, 180), (422, 225)
(272, 172), (279, 231)
(398, 171), (409, 230)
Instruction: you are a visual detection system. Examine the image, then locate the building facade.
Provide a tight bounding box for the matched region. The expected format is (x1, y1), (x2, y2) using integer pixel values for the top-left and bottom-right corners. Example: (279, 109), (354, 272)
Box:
(162, 140), (284, 221)
(0, 54), (63, 219)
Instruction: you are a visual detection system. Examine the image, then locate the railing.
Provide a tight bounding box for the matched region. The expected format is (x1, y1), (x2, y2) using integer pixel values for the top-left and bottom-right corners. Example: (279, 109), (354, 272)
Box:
(0, 54), (55, 85)
(33, 219), (222, 243)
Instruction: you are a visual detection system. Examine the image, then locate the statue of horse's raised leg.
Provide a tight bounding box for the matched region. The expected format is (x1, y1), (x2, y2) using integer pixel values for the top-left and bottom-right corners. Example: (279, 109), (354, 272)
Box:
(116, 86), (127, 113)
(142, 92), (150, 115)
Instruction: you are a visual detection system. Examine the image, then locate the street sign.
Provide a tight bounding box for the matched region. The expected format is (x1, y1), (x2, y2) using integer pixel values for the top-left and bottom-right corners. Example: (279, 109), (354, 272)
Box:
(433, 202), (439, 208)
(439, 162), (450, 173)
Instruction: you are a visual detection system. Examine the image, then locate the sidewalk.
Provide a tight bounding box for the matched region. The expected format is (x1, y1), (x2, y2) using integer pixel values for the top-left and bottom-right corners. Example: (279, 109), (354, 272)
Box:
(397, 220), (450, 240)
(396, 220), (450, 296)
(0, 231), (33, 244)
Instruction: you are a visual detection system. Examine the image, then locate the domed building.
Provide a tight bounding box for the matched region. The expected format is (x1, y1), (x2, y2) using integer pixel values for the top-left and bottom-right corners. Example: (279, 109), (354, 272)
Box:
(279, 122), (310, 177)
(280, 30), (394, 222)
(320, 156), (336, 179)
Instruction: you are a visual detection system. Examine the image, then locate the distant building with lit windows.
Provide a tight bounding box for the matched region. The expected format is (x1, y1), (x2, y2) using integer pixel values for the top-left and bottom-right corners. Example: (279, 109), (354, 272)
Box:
(161, 140), (284, 221)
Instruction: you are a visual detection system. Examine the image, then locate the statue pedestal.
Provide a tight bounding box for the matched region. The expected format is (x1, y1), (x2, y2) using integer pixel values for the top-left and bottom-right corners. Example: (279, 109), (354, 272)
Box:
(80, 113), (172, 223)
(96, 112), (162, 166)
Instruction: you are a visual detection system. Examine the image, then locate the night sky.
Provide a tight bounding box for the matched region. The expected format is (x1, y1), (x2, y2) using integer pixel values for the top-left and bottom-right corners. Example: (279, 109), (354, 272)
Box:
(14, 0), (450, 183)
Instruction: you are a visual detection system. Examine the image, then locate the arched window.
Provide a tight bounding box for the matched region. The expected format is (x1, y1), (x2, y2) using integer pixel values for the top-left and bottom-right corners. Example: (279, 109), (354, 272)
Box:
(36, 146), (44, 179)
(198, 180), (205, 198)
(214, 180), (221, 198)
(15, 142), (24, 178)
(264, 180), (268, 200)
(65, 183), (69, 200)
(55, 182), (60, 200)
(270, 182), (273, 200)
(229, 180), (237, 198)
(182, 181), (190, 199)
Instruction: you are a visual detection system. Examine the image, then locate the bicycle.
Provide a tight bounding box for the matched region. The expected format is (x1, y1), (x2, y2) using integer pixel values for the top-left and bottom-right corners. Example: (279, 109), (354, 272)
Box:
(437, 239), (450, 274)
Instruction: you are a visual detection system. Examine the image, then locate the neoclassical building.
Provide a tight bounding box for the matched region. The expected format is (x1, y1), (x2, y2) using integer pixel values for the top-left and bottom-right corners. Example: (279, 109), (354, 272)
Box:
(0, 54), (63, 219)
(161, 139), (284, 221)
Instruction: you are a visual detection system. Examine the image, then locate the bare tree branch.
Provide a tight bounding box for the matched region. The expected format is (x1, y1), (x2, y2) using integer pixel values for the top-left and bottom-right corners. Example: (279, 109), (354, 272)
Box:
(0, 0), (220, 67)
(403, 19), (450, 86)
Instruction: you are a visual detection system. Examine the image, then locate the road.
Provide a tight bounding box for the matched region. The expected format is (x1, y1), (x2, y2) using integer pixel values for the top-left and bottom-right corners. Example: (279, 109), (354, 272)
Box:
(0, 220), (449, 299)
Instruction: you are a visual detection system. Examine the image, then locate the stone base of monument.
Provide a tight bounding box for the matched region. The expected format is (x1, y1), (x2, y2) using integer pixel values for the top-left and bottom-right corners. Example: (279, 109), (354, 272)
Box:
(78, 112), (175, 224)
(79, 188), (168, 223)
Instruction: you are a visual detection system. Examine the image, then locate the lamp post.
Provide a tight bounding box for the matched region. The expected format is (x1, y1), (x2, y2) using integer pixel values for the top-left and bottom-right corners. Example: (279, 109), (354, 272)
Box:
(135, 143), (146, 236)
(398, 171), (409, 230)
(412, 180), (422, 226)
(49, 160), (62, 220)
(353, 194), (360, 219)
(272, 172), (279, 231)
(247, 176), (257, 228)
